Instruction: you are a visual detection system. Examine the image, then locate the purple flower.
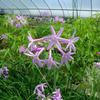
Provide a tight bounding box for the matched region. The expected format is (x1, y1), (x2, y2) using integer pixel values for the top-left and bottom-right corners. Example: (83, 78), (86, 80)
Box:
(16, 15), (23, 20)
(24, 47), (44, 67)
(21, 26), (79, 68)
(34, 83), (47, 100)
(59, 18), (65, 23)
(66, 37), (79, 52)
(30, 45), (42, 53)
(27, 33), (34, 48)
(52, 89), (62, 100)
(15, 23), (22, 28)
(54, 16), (59, 22)
(96, 52), (100, 55)
(19, 46), (26, 53)
(27, 33), (45, 48)
(94, 62), (100, 68)
(54, 16), (65, 23)
(44, 50), (57, 69)
(0, 67), (9, 79)
(2, 67), (9, 78)
(47, 26), (64, 50)
(61, 51), (74, 64)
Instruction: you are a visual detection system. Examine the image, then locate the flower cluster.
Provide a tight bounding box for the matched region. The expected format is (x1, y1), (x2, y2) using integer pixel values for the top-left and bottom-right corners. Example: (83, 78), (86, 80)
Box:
(52, 89), (62, 100)
(19, 26), (79, 69)
(34, 83), (47, 100)
(94, 52), (100, 68)
(0, 34), (7, 40)
(0, 66), (9, 79)
(34, 83), (62, 100)
(54, 16), (65, 23)
(8, 15), (27, 28)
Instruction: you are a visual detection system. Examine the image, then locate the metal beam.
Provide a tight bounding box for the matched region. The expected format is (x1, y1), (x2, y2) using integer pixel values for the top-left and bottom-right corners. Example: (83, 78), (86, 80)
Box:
(9, 0), (22, 15)
(20, 0), (31, 16)
(31, 0), (41, 16)
(43, 0), (52, 16)
(58, 0), (65, 17)
(0, 8), (100, 12)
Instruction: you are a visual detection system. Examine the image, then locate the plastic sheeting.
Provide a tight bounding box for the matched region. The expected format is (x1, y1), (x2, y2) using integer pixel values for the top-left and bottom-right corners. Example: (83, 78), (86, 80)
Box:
(0, 0), (100, 17)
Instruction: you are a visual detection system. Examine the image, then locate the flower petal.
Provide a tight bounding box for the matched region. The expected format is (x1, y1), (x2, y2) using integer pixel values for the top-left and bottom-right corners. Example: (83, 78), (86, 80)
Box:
(47, 41), (54, 50)
(50, 26), (56, 35)
(57, 28), (64, 37)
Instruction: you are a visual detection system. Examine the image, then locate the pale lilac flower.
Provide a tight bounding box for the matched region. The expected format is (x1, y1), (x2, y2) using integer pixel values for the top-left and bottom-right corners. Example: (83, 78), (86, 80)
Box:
(27, 33), (45, 48)
(54, 16), (65, 23)
(24, 47), (44, 67)
(34, 83), (47, 100)
(52, 89), (62, 100)
(21, 26), (79, 67)
(96, 52), (100, 55)
(54, 16), (59, 22)
(94, 62), (100, 68)
(44, 50), (57, 69)
(47, 26), (64, 50)
(59, 18), (65, 23)
(61, 51), (74, 64)
(16, 15), (23, 20)
(32, 47), (44, 67)
(27, 33), (34, 48)
(16, 23), (22, 28)
(30, 45), (42, 53)
(19, 45), (26, 53)
(66, 37), (79, 52)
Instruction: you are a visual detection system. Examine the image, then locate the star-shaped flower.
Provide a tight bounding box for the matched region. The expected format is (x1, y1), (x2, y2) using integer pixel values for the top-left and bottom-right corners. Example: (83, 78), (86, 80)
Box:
(44, 50), (57, 69)
(61, 51), (74, 64)
(47, 26), (64, 50)
(94, 62), (100, 68)
(19, 45), (26, 53)
(66, 36), (79, 52)
(24, 47), (44, 67)
(52, 89), (62, 100)
(34, 83), (47, 100)
(27, 33), (45, 48)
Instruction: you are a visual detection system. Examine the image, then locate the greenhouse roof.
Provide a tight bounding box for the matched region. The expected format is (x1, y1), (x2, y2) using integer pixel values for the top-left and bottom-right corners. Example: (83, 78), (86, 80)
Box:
(0, 0), (100, 17)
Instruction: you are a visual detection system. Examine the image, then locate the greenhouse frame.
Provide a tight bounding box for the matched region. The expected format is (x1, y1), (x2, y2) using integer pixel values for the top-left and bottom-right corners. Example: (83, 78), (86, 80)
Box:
(0, 0), (100, 17)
